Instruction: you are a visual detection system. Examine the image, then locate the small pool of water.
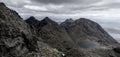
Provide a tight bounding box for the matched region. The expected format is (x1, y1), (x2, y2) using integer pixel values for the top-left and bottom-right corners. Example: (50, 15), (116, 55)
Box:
(78, 41), (100, 48)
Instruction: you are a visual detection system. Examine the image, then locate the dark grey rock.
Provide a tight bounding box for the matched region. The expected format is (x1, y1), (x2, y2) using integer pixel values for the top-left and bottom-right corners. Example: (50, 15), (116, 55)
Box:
(0, 2), (63, 57)
(61, 18), (118, 46)
(26, 17), (76, 52)
(0, 2), (40, 57)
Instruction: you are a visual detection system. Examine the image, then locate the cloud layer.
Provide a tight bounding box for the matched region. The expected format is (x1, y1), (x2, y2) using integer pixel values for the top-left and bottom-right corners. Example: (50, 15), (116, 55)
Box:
(1, 0), (120, 19)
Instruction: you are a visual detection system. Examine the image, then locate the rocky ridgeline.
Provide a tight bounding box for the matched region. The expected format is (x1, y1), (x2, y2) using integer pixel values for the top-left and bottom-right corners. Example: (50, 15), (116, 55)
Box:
(31, 17), (76, 52)
(0, 2), (63, 57)
(60, 18), (118, 46)
(0, 2), (120, 57)
(26, 16), (120, 57)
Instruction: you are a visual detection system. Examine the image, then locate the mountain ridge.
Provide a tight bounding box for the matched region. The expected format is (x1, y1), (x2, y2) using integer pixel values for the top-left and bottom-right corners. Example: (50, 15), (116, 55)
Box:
(0, 2), (120, 57)
(0, 3), (63, 57)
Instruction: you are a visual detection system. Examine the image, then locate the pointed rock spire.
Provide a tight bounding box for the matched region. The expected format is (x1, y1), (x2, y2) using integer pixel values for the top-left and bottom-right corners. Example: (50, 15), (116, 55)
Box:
(0, 2), (6, 6)
(26, 16), (39, 23)
(41, 17), (54, 23)
(37, 17), (58, 27)
(60, 18), (75, 29)
(25, 16), (40, 27)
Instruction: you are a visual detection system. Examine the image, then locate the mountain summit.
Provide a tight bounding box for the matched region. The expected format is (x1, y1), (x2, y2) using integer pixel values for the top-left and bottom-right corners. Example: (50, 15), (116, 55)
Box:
(26, 17), (76, 52)
(25, 16), (40, 27)
(61, 18), (118, 46)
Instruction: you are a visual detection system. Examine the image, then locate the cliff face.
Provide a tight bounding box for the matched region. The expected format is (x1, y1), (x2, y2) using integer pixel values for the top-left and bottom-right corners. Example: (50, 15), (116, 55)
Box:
(0, 3), (31, 57)
(0, 2), (63, 57)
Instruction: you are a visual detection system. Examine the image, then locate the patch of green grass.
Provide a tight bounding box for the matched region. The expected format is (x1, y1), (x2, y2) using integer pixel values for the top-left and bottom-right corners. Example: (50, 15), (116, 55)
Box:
(23, 53), (34, 57)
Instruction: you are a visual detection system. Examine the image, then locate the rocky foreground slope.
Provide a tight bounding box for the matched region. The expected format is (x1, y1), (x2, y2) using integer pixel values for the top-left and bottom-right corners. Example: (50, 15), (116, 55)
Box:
(0, 2), (63, 57)
(0, 2), (120, 57)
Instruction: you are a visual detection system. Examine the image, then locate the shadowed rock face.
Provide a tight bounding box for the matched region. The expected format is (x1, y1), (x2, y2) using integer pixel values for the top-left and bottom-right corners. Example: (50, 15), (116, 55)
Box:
(60, 18), (74, 29)
(25, 16), (40, 28)
(61, 18), (118, 46)
(26, 17), (76, 52)
(0, 2), (63, 57)
(0, 2), (34, 57)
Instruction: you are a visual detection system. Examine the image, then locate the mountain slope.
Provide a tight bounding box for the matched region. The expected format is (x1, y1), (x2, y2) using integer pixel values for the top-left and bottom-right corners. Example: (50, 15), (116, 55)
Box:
(26, 17), (120, 57)
(61, 18), (118, 46)
(0, 2), (63, 57)
(26, 17), (76, 52)
(0, 2), (36, 57)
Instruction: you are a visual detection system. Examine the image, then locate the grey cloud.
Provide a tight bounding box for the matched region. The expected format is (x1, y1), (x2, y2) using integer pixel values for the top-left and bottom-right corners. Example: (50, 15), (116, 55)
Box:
(1, 0), (120, 18)
(33, 0), (101, 5)
(105, 28), (120, 34)
(105, 3), (120, 8)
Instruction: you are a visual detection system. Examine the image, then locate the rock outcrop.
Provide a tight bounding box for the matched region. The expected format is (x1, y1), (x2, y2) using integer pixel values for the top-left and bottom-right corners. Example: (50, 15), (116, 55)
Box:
(0, 2), (63, 57)
(0, 2), (31, 57)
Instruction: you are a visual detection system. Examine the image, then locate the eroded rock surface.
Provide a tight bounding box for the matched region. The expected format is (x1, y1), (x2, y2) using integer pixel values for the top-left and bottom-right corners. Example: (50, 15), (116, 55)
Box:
(0, 2), (63, 57)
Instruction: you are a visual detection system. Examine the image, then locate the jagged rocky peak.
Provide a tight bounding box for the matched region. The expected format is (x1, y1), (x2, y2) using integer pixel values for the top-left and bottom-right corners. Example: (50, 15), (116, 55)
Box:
(41, 17), (55, 23)
(26, 16), (59, 30)
(60, 18), (75, 28)
(61, 18), (118, 46)
(26, 17), (76, 52)
(0, 2), (6, 9)
(25, 16), (40, 35)
(0, 2), (22, 20)
(37, 17), (58, 27)
(65, 18), (74, 22)
(27, 16), (36, 20)
(25, 16), (40, 26)
(0, 2), (5, 6)
(75, 18), (98, 25)
(61, 18), (94, 29)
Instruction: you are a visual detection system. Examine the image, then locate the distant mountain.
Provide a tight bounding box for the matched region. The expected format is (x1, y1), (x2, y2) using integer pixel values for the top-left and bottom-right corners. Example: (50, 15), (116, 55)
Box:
(60, 18), (75, 29)
(61, 18), (118, 46)
(26, 17), (76, 52)
(25, 16), (40, 27)
(26, 17), (120, 57)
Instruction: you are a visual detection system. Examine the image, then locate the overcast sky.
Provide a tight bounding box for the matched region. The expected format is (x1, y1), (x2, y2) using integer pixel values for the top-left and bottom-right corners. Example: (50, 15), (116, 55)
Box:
(1, 0), (120, 20)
